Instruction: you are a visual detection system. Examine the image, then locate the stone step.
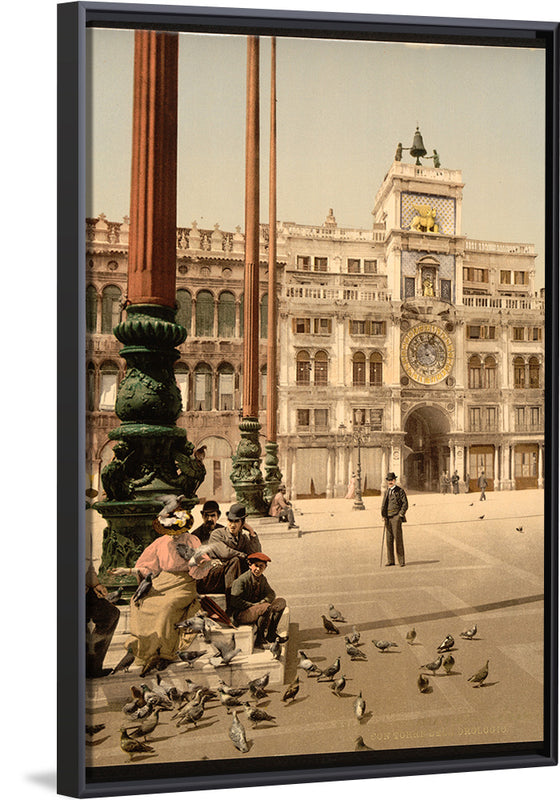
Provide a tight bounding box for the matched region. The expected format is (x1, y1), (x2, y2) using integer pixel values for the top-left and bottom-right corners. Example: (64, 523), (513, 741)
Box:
(254, 518), (302, 537)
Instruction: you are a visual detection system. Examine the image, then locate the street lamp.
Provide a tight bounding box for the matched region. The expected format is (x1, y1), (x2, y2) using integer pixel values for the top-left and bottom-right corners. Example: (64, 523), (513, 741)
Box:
(352, 421), (371, 511)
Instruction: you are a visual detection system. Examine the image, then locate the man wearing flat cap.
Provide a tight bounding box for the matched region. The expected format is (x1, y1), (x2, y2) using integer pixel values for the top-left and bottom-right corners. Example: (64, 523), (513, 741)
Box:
(229, 552), (286, 648)
(189, 502), (262, 600)
(381, 472), (408, 567)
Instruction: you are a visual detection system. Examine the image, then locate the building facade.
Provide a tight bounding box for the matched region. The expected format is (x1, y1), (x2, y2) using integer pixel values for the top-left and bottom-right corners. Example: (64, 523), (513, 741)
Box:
(86, 159), (544, 503)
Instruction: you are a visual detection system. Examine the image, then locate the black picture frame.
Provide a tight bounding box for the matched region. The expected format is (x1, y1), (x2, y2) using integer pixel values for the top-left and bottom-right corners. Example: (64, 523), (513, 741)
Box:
(58, 3), (559, 797)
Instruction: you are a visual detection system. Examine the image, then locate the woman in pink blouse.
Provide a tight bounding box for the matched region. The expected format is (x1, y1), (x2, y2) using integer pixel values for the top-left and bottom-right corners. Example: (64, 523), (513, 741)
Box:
(111, 510), (205, 670)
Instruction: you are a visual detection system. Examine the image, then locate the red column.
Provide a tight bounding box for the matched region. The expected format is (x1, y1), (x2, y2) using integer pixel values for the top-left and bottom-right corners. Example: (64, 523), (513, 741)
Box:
(128, 30), (178, 308)
(243, 35), (260, 418)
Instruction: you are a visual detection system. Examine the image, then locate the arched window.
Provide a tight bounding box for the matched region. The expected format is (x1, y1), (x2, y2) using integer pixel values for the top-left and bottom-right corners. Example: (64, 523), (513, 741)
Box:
(468, 355), (482, 389)
(87, 362), (96, 411)
(529, 357), (540, 388)
(217, 363), (235, 410)
(296, 350), (311, 385)
(353, 352), (366, 386)
(218, 291), (236, 338)
(194, 363), (213, 410)
(86, 286), (98, 333)
(99, 361), (119, 410)
(175, 363), (189, 412)
(484, 356), (497, 389)
(176, 289), (192, 332)
(370, 352), (383, 386)
(101, 285), (122, 334)
(514, 356), (526, 389)
(314, 350), (328, 385)
(260, 293), (268, 339)
(195, 290), (214, 337)
(260, 365), (267, 410)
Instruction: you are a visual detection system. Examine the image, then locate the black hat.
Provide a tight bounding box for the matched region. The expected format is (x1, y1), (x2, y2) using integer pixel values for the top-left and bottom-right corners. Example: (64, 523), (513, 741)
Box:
(386, 472), (397, 481)
(202, 500), (220, 515)
(226, 502), (247, 521)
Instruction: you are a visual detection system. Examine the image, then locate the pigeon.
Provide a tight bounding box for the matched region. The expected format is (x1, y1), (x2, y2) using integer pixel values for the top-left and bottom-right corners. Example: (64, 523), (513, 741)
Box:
(218, 689), (244, 713)
(437, 634), (455, 652)
(107, 587), (123, 603)
(119, 727), (155, 760)
(297, 650), (322, 677)
(442, 653), (455, 675)
(269, 638), (282, 660)
(329, 604), (346, 622)
(173, 688), (205, 717)
(86, 723), (106, 737)
(282, 676), (300, 703)
(516, 526), (524, 532)
(479, 515), (485, 520)
(175, 612), (208, 633)
(355, 735), (374, 751)
(460, 624), (478, 640)
(417, 674), (430, 693)
(249, 672), (270, 691)
(229, 710), (249, 753)
(177, 649), (207, 666)
(139, 648), (163, 677)
(321, 615), (340, 635)
(201, 617), (213, 644)
(140, 683), (174, 710)
(129, 710), (160, 742)
(126, 703), (153, 721)
(249, 684), (268, 701)
(218, 680), (248, 698)
(210, 648), (242, 668)
(176, 542), (195, 562)
(354, 691), (366, 721)
(175, 698), (205, 727)
(345, 626), (361, 646)
(332, 674), (347, 696)
(372, 639), (397, 653)
(346, 643), (367, 660)
(406, 628), (417, 646)
(420, 655), (443, 675)
(243, 702), (276, 727)
(211, 633), (237, 659)
(318, 657), (341, 681)
(468, 659), (490, 687)
(111, 646), (135, 675)
(132, 573), (153, 607)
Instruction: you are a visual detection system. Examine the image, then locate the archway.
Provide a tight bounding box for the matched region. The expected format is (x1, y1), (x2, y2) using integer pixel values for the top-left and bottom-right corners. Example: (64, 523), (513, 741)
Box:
(403, 404), (451, 491)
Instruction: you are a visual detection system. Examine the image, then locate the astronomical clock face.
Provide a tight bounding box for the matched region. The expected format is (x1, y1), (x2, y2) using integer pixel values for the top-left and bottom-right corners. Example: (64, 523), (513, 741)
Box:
(401, 324), (454, 385)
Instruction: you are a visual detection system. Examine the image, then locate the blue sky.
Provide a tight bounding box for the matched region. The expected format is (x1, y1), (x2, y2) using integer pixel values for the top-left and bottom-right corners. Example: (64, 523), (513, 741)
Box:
(87, 27), (546, 287)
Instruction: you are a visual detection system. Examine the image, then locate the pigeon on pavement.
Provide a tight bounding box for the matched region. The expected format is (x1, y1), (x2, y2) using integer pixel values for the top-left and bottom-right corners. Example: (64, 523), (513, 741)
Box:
(468, 659), (490, 687)
(129, 710), (160, 742)
(406, 628), (417, 645)
(86, 723), (106, 736)
(177, 649), (207, 666)
(329, 604), (346, 622)
(442, 653), (455, 675)
(437, 634), (454, 652)
(332, 674), (347, 696)
(119, 727), (155, 760)
(460, 624), (477, 640)
(318, 657), (341, 681)
(282, 676), (300, 703)
(346, 643), (367, 660)
(372, 639), (398, 653)
(322, 615), (340, 635)
(419, 655), (443, 675)
(229, 710), (249, 752)
(355, 735), (374, 751)
(111, 646), (135, 675)
(297, 650), (322, 676)
(354, 691), (366, 721)
(345, 626), (361, 646)
(243, 703), (276, 727)
(417, 673), (430, 693)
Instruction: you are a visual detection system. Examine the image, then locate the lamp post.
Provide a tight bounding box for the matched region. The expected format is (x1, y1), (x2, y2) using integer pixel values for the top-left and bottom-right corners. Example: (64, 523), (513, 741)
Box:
(352, 421), (371, 511)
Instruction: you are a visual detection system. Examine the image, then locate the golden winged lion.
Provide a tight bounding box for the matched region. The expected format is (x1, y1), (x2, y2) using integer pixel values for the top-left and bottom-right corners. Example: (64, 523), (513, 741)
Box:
(410, 204), (439, 233)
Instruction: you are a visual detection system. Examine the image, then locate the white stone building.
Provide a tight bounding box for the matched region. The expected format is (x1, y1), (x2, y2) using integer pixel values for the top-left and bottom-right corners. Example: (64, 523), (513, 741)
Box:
(86, 159), (544, 502)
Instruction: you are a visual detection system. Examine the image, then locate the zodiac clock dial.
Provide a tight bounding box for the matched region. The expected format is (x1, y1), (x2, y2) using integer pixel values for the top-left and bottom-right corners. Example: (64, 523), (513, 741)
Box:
(401, 324), (454, 385)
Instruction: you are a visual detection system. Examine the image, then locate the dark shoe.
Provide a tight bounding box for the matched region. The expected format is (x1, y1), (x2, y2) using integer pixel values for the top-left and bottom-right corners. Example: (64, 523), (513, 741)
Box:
(385, 562), (395, 567)
(87, 668), (112, 679)
(399, 563), (406, 567)
(254, 639), (266, 650)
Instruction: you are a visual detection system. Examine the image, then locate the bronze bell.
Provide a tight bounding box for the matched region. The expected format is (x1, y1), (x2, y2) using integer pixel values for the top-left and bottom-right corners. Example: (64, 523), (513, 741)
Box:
(410, 126), (427, 165)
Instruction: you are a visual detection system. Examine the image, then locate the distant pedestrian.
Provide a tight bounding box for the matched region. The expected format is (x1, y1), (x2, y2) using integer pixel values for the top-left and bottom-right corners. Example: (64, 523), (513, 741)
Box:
(465, 473), (470, 493)
(478, 472), (488, 501)
(345, 473), (356, 499)
(381, 472), (408, 567)
(451, 470), (460, 495)
(440, 470), (450, 494)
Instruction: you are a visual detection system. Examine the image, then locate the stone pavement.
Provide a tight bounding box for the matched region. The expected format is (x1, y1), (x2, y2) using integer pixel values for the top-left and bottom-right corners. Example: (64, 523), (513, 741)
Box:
(86, 488), (545, 770)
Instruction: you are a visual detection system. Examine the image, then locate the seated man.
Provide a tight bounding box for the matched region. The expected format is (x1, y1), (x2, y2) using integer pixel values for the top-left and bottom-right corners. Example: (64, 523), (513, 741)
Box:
(85, 564), (120, 678)
(269, 485), (297, 529)
(191, 499), (224, 544)
(189, 502), (261, 599)
(229, 552), (286, 648)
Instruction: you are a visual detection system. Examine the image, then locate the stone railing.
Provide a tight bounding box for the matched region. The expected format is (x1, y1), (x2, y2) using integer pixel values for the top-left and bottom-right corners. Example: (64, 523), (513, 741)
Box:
(280, 222), (380, 242)
(465, 239), (535, 255)
(286, 285), (391, 302)
(462, 295), (544, 311)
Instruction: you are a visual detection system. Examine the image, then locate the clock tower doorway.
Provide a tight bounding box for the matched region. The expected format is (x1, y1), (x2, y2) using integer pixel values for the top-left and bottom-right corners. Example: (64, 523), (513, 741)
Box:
(403, 404), (452, 492)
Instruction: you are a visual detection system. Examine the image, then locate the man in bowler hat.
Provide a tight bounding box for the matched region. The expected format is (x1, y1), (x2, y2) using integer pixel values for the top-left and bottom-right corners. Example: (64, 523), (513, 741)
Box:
(381, 472), (408, 567)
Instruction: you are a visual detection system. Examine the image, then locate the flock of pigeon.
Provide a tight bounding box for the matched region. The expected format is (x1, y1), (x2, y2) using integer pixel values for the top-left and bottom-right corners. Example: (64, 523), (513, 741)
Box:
(87, 601), (492, 761)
